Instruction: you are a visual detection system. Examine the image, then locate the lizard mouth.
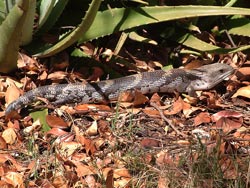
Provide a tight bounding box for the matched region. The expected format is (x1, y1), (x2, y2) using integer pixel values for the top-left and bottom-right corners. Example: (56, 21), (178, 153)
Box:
(215, 68), (235, 84)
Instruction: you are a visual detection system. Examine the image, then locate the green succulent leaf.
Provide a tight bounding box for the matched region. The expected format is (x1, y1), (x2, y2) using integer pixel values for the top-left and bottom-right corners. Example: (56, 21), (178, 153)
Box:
(34, 0), (102, 57)
(33, 5), (250, 57)
(78, 6), (250, 44)
(37, 0), (69, 33)
(0, 0), (29, 73)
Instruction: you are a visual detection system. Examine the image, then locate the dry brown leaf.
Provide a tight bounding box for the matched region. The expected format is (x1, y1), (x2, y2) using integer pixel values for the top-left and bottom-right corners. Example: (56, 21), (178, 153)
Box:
(46, 128), (69, 137)
(5, 83), (21, 105)
(237, 67), (250, 77)
(212, 117), (243, 134)
(27, 160), (36, 172)
(183, 106), (205, 118)
(2, 128), (17, 144)
(75, 104), (111, 112)
(2, 172), (24, 188)
(148, 60), (163, 69)
(51, 51), (69, 70)
(176, 140), (190, 145)
(158, 176), (169, 188)
(52, 175), (68, 188)
(194, 112), (211, 126)
(38, 179), (54, 187)
(38, 70), (48, 81)
(98, 120), (111, 135)
(17, 53), (39, 71)
(106, 169), (114, 188)
(164, 97), (190, 115)
(0, 111), (5, 118)
(113, 168), (131, 178)
(232, 85), (250, 99)
(149, 93), (162, 106)
(57, 141), (82, 158)
(87, 67), (104, 82)
(85, 175), (97, 188)
(46, 115), (69, 129)
(86, 121), (98, 136)
(80, 42), (95, 56)
(23, 120), (41, 135)
(103, 167), (113, 180)
(125, 108), (141, 114)
(156, 151), (179, 167)
(143, 153), (154, 164)
(118, 90), (134, 102)
(0, 167), (4, 177)
(0, 136), (7, 149)
(142, 108), (160, 117)
(140, 138), (160, 148)
(212, 110), (243, 122)
(114, 177), (131, 188)
(94, 138), (106, 150)
(220, 157), (238, 179)
(74, 161), (96, 177)
(133, 90), (149, 106)
(47, 71), (68, 80)
(0, 154), (24, 171)
(77, 136), (97, 155)
(72, 153), (88, 162)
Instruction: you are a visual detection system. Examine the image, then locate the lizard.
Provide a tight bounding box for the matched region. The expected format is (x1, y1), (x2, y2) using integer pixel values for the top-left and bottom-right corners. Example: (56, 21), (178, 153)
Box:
(5, 63), (234, 115)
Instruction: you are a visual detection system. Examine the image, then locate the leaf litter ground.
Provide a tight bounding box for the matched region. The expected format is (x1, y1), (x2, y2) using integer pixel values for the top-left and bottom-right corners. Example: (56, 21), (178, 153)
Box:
(1, 42), (250, 187)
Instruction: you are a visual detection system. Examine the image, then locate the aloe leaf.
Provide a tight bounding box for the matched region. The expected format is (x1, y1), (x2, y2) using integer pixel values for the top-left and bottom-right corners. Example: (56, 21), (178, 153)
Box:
(0, 0), (29, 73)
(128, 31), (158, 45)
(37, 0), (69, 33)
(21, 0), (36, 45)
(0, 0), (5, 23)
(34, 0), (102, 57)
(78, 6), (250, 43)
(175, 32), (250, 53)
(226, 17), (250, 37)
(38, 0), (56, 28)
(33, 5), (250, 57)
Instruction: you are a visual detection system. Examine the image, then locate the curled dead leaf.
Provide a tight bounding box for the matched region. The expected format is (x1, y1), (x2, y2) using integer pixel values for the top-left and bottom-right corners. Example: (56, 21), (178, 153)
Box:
(73, 161), (96, 177)
(75, 104), (111, 112)
(2, 128), (17, 144)
(86, 121), (98, 136)
(46, 128), (68, 137)
(46, 115), (69, 129)
(194, 112), (211, 126)
(142, 107), (160, 118)
(23, 119), (41, 135)
(113, 168), (131, 178)
(212, 110), (243, 122)
(47, 71), (68, 80)
(164, 97), (190, 115)
(232, 85), (250, 99)
(211, 117), (243, 134)
(105, 169), (114, 188)
(2, 172), (24, 188)
(56, 141), (82, 158)
(5, 83), (21, 105)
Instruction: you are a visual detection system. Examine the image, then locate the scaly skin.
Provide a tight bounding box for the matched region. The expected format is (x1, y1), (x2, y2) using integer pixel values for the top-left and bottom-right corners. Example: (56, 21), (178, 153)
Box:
(5, 63), (234, 115)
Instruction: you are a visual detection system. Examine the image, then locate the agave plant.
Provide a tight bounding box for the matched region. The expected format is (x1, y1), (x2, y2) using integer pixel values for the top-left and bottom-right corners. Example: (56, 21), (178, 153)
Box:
(0, 0), (250, 73)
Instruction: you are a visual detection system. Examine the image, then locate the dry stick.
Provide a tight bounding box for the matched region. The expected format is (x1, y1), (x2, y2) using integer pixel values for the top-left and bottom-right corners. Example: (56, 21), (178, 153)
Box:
(150, 102), (187, 138)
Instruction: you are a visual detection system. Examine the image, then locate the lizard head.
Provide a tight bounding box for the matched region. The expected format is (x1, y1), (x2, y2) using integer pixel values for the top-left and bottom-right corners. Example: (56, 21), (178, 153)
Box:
(186, 63), (235, 93)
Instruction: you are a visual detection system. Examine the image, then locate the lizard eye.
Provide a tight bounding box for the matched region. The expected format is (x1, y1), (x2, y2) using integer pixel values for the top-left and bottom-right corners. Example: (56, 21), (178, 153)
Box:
(219, 69), (225, 73)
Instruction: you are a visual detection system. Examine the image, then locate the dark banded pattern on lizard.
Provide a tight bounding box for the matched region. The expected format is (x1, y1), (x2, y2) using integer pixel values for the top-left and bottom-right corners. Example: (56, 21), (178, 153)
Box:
(5, 63), (234, 115)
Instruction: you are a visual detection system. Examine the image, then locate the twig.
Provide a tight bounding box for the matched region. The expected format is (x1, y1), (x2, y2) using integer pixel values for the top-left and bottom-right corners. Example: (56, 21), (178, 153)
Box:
(150, 102), (188, 138)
